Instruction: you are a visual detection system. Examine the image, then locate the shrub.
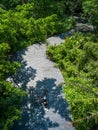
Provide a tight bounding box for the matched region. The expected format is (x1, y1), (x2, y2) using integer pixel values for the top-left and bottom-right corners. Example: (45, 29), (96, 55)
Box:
(46, 33), (98, 130)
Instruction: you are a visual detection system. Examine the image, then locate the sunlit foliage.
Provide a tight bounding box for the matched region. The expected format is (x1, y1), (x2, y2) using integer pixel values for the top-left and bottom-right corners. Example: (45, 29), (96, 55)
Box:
(46, 33), (98, 130)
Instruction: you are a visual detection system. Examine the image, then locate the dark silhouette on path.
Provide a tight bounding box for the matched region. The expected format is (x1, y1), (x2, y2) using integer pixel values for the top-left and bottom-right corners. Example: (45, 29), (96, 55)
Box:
(10, 43), (75, 130)
(11, 78), (73, 130)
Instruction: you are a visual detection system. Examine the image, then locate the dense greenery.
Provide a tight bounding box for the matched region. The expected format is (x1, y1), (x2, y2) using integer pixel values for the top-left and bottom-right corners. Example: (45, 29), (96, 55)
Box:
(0, 0), (98, 130)
(46, 33), (98, 130)
(0, 43), (26, 130)
(31, 0), (82, 18)
(0, 0), (82, 15)
(46, 1), (98, 129)
(82, 0), (98, 34)
(0, 4), (75, 53)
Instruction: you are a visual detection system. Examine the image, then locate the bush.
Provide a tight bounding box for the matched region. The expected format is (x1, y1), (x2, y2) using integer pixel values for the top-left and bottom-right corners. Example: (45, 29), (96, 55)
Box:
(46, 33), (98, 130)
(0, 7), (58, 53)
(83, 0), (98, 33)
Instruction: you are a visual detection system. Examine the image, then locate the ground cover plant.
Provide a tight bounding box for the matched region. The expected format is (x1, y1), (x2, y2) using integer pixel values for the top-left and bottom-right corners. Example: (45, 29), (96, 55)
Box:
(46, 33), (98, 130)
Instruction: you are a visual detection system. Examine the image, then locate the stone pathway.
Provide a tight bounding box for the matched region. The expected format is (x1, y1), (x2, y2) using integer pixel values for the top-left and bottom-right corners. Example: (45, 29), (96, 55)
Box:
(10, 40), (75, 130)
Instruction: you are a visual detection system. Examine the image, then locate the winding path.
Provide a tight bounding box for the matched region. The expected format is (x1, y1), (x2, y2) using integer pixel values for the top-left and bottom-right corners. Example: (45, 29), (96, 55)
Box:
(11, 40), (75, 130)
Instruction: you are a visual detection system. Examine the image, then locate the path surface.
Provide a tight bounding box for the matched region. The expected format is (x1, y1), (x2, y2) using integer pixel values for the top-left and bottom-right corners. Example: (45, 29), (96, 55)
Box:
(11, 43), (75, 130)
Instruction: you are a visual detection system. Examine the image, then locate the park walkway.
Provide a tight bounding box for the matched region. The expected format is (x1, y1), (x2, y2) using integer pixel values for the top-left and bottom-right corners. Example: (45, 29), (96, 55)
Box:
(11, 39), (75, 130)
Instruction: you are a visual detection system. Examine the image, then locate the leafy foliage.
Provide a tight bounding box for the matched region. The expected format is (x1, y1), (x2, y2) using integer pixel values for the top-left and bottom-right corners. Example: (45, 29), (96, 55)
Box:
(0, 0), (83, 16)
(83, 0), (98, 33)
(0, 0), (30, 9)
(0, 43), (26, 130)
(31, 0), (83, 18)
(0, 5), (75, 53)
(0, 81), (25, 130)
(46, 33), (98, 130)
(0, 7), (55, 52)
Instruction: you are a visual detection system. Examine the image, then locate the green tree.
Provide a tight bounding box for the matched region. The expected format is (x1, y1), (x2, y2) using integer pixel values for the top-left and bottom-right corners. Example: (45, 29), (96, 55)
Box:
(46, 33), (98, 130)
(0, 43), (26, 130)
(0, 7), (58, 52)
(0, 0), (31, 9)
(83, 0), (98, 33)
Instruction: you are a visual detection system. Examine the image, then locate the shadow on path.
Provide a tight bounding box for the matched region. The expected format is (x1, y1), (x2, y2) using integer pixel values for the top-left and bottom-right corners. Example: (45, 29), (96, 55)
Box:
(11, 49), (36, 90)
(10, 43), (75, 130)
(11, 77), (73, 130)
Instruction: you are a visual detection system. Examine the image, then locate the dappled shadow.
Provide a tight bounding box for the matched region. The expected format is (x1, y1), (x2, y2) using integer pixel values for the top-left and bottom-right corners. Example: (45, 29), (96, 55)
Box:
(35, 78), (71, 120)
(10, 43), (74, 130)
(11, 85), (59, 130)
(11, 78), (72, 130)
(10, 48), (36, 90)
(12, 65), (36, 90)
(56, 30), (75, 40)
(52, 16), (93, 41)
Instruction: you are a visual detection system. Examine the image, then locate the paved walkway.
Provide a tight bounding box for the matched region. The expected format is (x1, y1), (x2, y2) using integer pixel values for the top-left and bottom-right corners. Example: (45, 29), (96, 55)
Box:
(10, 37), (76, 130)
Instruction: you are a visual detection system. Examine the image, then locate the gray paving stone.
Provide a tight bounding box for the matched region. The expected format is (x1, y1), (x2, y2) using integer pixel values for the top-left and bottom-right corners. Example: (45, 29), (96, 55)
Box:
(10, 37), (75, 130)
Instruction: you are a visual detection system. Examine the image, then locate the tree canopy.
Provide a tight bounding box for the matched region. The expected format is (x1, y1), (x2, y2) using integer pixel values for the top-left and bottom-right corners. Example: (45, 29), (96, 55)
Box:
(0, 42), (26, 130)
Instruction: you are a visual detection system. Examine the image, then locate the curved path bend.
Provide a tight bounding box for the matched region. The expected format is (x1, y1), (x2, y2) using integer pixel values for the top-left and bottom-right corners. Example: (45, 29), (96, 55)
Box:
(11, 34), (76, 130)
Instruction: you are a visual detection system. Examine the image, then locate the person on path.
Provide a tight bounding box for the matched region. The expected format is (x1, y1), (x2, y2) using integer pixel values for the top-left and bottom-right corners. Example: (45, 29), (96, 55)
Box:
(42, 89), (48, 111)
